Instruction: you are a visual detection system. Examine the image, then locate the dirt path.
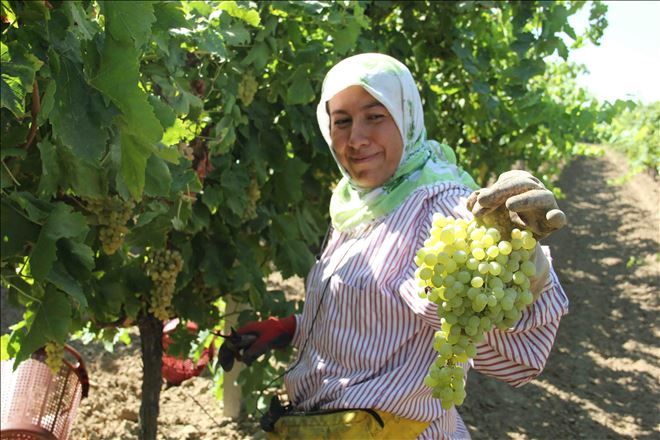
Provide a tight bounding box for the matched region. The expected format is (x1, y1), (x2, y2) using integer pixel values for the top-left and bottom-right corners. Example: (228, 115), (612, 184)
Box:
(461, 149), (659, 439)
(3, 148), (658, 439)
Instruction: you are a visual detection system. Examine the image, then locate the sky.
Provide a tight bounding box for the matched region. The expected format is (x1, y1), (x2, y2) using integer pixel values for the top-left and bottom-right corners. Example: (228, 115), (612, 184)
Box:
(565, 1), (660, 104)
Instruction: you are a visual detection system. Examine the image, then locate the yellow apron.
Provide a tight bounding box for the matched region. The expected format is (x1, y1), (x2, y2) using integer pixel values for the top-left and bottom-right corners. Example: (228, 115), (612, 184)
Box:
(266, 409), (430, 439)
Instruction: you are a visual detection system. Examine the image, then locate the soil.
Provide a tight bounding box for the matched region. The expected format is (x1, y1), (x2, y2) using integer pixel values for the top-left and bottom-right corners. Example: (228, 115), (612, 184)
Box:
(1, 148), (658, 439)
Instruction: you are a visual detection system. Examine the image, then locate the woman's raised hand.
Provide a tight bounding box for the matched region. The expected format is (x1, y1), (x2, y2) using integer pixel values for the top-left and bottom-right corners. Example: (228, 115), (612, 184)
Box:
(467, 170), (567, 239)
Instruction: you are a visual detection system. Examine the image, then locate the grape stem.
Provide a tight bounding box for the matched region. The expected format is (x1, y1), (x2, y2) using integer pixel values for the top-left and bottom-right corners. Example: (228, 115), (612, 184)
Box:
(1, 277), (42, 303)
(23, 80), (41, 150)
(1, 159), (20, 186)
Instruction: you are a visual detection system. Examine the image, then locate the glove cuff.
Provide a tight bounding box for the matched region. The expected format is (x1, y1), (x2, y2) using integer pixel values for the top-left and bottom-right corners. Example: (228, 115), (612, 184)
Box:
(271, 315), (296, 338)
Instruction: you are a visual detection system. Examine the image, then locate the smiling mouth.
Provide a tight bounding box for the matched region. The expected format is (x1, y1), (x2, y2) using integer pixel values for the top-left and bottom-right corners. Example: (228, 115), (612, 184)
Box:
(350, 152), (380, 164)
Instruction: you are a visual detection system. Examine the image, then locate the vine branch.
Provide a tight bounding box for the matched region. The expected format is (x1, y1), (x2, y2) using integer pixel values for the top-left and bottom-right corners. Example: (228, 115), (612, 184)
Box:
(23, 79), (41, 150)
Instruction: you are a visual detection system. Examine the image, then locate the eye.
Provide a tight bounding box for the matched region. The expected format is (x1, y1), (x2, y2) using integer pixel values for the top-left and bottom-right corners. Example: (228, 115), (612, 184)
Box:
(333, 118), (351, 127)
(367, 114), (385, 122)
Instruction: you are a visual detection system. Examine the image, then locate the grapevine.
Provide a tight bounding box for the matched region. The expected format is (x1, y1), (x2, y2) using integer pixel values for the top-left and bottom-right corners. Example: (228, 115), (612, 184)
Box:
(44, 341), (64, 374)
(84, 196), (135, 255)
(145, 248), (184, 321)
(415, 214), (538, 409)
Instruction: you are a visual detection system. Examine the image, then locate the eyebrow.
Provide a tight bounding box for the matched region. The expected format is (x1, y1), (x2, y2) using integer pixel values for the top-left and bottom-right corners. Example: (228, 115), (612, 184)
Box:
(330, 101), (386, 116)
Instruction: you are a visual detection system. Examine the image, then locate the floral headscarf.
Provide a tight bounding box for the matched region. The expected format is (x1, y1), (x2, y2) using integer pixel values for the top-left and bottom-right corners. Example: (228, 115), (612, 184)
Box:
(317, 53), (478, 232)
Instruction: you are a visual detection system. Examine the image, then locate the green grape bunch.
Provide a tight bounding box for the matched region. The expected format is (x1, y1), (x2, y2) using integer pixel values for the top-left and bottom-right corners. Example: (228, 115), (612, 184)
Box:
(84, 196), (135, 255)
(44, 341), (65, 374)
(243, 177), (261, 221)
(145, 248), (184, 321)
(238, 72), (258, 106)
(177, 141), (195, 161)
(415, 213), (538, 409)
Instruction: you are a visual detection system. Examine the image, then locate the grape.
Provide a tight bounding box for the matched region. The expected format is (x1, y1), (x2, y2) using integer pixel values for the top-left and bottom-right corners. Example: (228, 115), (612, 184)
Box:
(144, 248), (184, 320)
(44, 342), (64, 374)
(416, 214), (538, 409)
(84, 196), (135, 255)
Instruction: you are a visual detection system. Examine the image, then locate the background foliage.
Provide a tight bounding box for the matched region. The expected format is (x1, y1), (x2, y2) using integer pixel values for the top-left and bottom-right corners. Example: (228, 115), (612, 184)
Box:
(599, 102), (659, 181)
(1, 0), (612, 422)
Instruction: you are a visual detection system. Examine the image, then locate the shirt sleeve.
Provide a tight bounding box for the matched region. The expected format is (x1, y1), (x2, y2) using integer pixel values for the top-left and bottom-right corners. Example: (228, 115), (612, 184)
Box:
(472, 248), (569, 386)
(291, 313), (302, 348)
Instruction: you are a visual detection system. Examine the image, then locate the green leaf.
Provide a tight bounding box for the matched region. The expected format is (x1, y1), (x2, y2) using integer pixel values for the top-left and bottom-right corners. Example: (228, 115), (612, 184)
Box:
(144, 154), (172, 197)
(14, 286), (72, 367)
(91, 2), (162, 197)
(0, 199), (40, 258)
(1, 41), (43, 118)
(1, 0), (17, 27)
(120, 130), (154, 199)
(37, 139), (107, 198)
(200, 241), (225, 287)
(278, 239), (314, 279)
(36, 80), (56, 126)
(60, 239), (95, 274)
(331, 19), (361, 55)
(102, 1), (155, 48)
(0, 147), (26, 160)
(126, 213), (170, 249)
(63, 1), (97, 40)
(49, 54), (109, 161)
(8, 191), (53, 223)
(508, 59), (546, 85)
(1, 334), (19, 361)
(220, 22), (251, 46)
(286, 67), (315, 105)
(194, 28), (228, 60)
(272, 157), (308, 204)
(30, 203), (89, 281)
(202, 184), (223, 213)
(153, 1), (189, 30)
(149, 95), (176, 129)
(242, 41), (270, 70)
(220, 166), (250, 217)
(36, 142), (60, 194)
(46, 260), (88, 307)
(217, 1), (261, 27)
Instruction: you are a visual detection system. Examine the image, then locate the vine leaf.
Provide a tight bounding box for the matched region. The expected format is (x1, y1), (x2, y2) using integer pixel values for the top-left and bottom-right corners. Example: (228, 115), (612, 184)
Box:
(0, 41), (43, 118)
(49, 53), (108, 161)
(0, 198), (40, 259)
(144, 154), (173, 197)
(102, 1), (155, 48)
(91, 2), (161, 198)
(286, 67), (315, 105)
(46, 260), (88, 308)
(13, 286), (72, 368)
(30, 203), (89, 281)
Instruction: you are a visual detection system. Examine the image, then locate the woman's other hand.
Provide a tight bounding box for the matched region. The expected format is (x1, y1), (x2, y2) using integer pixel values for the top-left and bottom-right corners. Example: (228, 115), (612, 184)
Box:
(218, 315), (296, 371)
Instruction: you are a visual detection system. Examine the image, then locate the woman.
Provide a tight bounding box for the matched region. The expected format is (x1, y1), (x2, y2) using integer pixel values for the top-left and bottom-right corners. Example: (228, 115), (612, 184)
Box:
(226, 53), (569, 439)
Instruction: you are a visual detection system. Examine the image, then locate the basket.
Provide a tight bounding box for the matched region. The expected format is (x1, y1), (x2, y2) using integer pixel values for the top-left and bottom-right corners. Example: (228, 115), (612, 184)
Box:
(162, 319), (215, 386)
(1, 345), (89, 440)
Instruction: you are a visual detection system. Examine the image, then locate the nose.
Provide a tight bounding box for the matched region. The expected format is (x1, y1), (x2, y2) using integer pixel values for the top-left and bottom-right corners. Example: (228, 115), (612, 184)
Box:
(348, 120), (369, 149)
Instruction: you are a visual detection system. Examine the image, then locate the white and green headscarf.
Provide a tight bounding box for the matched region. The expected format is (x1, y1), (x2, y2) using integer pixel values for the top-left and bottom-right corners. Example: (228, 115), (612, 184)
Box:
(317, 53), (478, 232)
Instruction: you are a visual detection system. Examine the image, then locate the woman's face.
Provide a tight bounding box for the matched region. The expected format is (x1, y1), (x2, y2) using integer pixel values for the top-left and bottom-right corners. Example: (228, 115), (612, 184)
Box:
(328, 86), (404, 189)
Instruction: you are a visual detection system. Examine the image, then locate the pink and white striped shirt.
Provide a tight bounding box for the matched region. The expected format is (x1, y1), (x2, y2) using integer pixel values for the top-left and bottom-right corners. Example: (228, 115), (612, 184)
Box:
(285, 182), (569, 439)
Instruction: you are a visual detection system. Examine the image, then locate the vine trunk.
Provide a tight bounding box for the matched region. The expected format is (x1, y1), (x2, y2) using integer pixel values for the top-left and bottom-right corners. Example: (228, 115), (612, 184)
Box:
(138, 314), (163, 440)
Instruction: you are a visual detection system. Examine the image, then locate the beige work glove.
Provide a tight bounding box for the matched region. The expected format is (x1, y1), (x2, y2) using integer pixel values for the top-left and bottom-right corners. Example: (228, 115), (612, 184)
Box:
(466, 170), (567, 239)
